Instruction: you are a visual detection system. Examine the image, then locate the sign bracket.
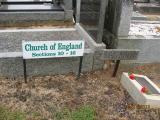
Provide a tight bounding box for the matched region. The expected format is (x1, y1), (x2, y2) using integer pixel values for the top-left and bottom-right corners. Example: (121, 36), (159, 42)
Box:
(23, 59), (27, 83)
(22, 56), (84, 83)
(77, 56), (83, 79)
(112, 60), (120, 77)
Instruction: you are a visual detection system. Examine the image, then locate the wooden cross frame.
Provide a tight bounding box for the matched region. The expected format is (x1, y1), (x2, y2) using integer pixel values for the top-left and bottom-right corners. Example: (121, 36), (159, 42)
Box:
(99, 49), (140, 77)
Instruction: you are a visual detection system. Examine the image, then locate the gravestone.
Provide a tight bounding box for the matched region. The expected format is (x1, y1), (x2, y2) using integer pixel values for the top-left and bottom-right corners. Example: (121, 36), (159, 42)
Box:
(106, 0), (134, 37)
(0, 0), (73, 22)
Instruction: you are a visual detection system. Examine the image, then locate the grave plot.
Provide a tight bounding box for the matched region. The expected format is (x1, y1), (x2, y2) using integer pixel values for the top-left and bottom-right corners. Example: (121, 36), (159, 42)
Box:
(0, 0), (73, 27)
(134, 0), (160, 14)
(121, 72), (160, 107)
(129, 23), (160, 36)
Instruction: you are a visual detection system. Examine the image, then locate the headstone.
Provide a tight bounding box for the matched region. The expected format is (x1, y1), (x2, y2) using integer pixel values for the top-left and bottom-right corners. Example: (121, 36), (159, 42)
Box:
(0, 0), (2, 6)
(106, 0), (134, 37)
(63, 0), (73, 20)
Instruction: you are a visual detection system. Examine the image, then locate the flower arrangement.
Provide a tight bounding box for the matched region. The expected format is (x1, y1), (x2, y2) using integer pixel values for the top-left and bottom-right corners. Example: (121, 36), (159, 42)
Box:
(129, 74), (135, 80)
(141, 86), (152, 94)
(128, 73), (151, 95)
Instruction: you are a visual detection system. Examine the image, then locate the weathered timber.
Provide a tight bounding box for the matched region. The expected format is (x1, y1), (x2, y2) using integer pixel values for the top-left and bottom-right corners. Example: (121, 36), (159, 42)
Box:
(100, 49), (140, 60)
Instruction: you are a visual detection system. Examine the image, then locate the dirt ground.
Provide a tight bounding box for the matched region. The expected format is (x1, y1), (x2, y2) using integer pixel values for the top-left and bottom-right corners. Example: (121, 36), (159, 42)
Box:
(0, 20), (74, 29)
(0, 63), (160, 120)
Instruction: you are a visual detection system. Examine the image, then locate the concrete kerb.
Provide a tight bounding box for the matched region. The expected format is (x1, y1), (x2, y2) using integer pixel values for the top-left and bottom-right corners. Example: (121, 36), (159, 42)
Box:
(131, 20), (160, 24)
(0, 26), (104, 77)
(0, 11), (66, 22)
(75, 23), (106, 51)
(121, 73), (160, 107)
(0, 54), (95, 78)
(117, 35), (160, 63)
(76, 23), (107, 70)
(0, 25), (143, 77)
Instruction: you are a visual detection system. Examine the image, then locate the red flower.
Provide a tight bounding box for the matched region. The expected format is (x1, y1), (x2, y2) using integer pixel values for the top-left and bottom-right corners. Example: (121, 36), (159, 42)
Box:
(129, 74), (135, 80)
(141, 87), (148, 93)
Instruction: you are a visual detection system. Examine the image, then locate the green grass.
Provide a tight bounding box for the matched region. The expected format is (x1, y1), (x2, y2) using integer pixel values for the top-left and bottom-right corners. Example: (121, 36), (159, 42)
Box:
(53, 106), (96, 120)
(0, 105), (96, 120)
(0, 106), (26, 120)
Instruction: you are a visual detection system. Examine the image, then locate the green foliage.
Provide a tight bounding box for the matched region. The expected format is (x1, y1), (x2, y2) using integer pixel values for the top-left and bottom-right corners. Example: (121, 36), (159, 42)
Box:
(71, 106), (95, 120)
(0, 105), (96, 120)
(32, 111), (42, 117)
(0, 106), (26, 120)
(53, 106), (95, 120)
(54, 108), (71, 120)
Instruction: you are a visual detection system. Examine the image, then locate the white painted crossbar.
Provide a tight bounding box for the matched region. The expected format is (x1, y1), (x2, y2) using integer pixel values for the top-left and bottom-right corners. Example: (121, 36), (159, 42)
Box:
(0, 52), (22, 58)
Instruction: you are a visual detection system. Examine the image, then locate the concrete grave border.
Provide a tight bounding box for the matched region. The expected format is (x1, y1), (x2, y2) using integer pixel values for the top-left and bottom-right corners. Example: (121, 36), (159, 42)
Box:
(121, 72), (160, 108)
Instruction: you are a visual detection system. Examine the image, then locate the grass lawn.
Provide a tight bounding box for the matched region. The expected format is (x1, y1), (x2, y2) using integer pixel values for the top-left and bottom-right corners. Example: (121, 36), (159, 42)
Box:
(0, 106), (95, 120)
(0, 106), (26, 120)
